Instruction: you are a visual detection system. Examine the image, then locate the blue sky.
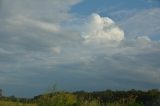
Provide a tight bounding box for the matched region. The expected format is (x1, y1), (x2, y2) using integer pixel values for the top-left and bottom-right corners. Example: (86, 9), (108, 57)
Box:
(71, 0), (160, 16)
(0, 0), (160, 97)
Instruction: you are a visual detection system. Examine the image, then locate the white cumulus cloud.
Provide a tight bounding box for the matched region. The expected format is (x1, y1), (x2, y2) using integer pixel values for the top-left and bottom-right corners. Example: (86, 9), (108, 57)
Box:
(82, 13), (124, 44)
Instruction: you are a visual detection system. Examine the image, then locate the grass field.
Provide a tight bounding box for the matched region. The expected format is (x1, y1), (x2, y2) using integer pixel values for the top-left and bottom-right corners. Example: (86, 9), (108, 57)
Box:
(0, 100), (143, 106)
(0, 100), (36, 106)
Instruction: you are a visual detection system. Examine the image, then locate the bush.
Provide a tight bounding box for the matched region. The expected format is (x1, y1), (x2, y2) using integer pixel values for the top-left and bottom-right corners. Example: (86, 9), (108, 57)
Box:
(37, 92), (77, 106)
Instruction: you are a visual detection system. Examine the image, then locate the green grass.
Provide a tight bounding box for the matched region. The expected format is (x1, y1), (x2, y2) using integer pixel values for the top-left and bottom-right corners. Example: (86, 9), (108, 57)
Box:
(0, 100), (36, 106)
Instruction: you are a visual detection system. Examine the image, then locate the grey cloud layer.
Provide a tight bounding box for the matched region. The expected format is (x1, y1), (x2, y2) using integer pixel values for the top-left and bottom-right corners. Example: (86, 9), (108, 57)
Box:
(0, 0), (160, 97)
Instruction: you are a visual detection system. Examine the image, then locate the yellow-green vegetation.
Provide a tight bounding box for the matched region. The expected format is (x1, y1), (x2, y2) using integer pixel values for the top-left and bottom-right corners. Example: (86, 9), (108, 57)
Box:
(0, 100), (36, 106)
(1, 89), (160, 106)
(37, 92), (77, 106)
(0, 99), (143, 106)
(0, 93), (143, 106)
(0, 95), (142, 106)
(35, 92), (143, 106)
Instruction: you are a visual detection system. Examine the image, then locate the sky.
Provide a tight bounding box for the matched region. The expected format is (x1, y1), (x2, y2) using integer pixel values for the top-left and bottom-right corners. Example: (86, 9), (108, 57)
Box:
(0, 0), (160, 97)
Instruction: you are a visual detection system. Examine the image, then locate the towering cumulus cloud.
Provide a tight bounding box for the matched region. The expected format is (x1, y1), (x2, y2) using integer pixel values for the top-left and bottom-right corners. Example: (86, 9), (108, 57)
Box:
(82, 13), (124, 44)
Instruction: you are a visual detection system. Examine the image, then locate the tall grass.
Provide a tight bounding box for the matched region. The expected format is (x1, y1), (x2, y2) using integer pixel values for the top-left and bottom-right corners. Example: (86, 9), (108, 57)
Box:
(0, 100), (36, 106)
(0, 92), (144, 106)
(36, 92), (143, 106)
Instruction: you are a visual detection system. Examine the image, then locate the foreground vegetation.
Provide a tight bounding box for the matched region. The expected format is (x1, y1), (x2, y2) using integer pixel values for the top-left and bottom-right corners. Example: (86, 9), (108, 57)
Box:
(0, 89), (160, 106)
(0, 100), (36, 106)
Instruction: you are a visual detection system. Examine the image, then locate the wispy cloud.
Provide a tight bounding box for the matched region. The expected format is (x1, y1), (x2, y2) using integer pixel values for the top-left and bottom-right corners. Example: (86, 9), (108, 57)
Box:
(146, 0), (160, 2)
(7, 15), (60, 33)
(120, 8), (160, 39)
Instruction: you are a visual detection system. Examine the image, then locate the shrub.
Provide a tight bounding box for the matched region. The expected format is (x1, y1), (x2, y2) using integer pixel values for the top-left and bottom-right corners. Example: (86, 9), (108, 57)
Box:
(37, 92), (77, 106)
